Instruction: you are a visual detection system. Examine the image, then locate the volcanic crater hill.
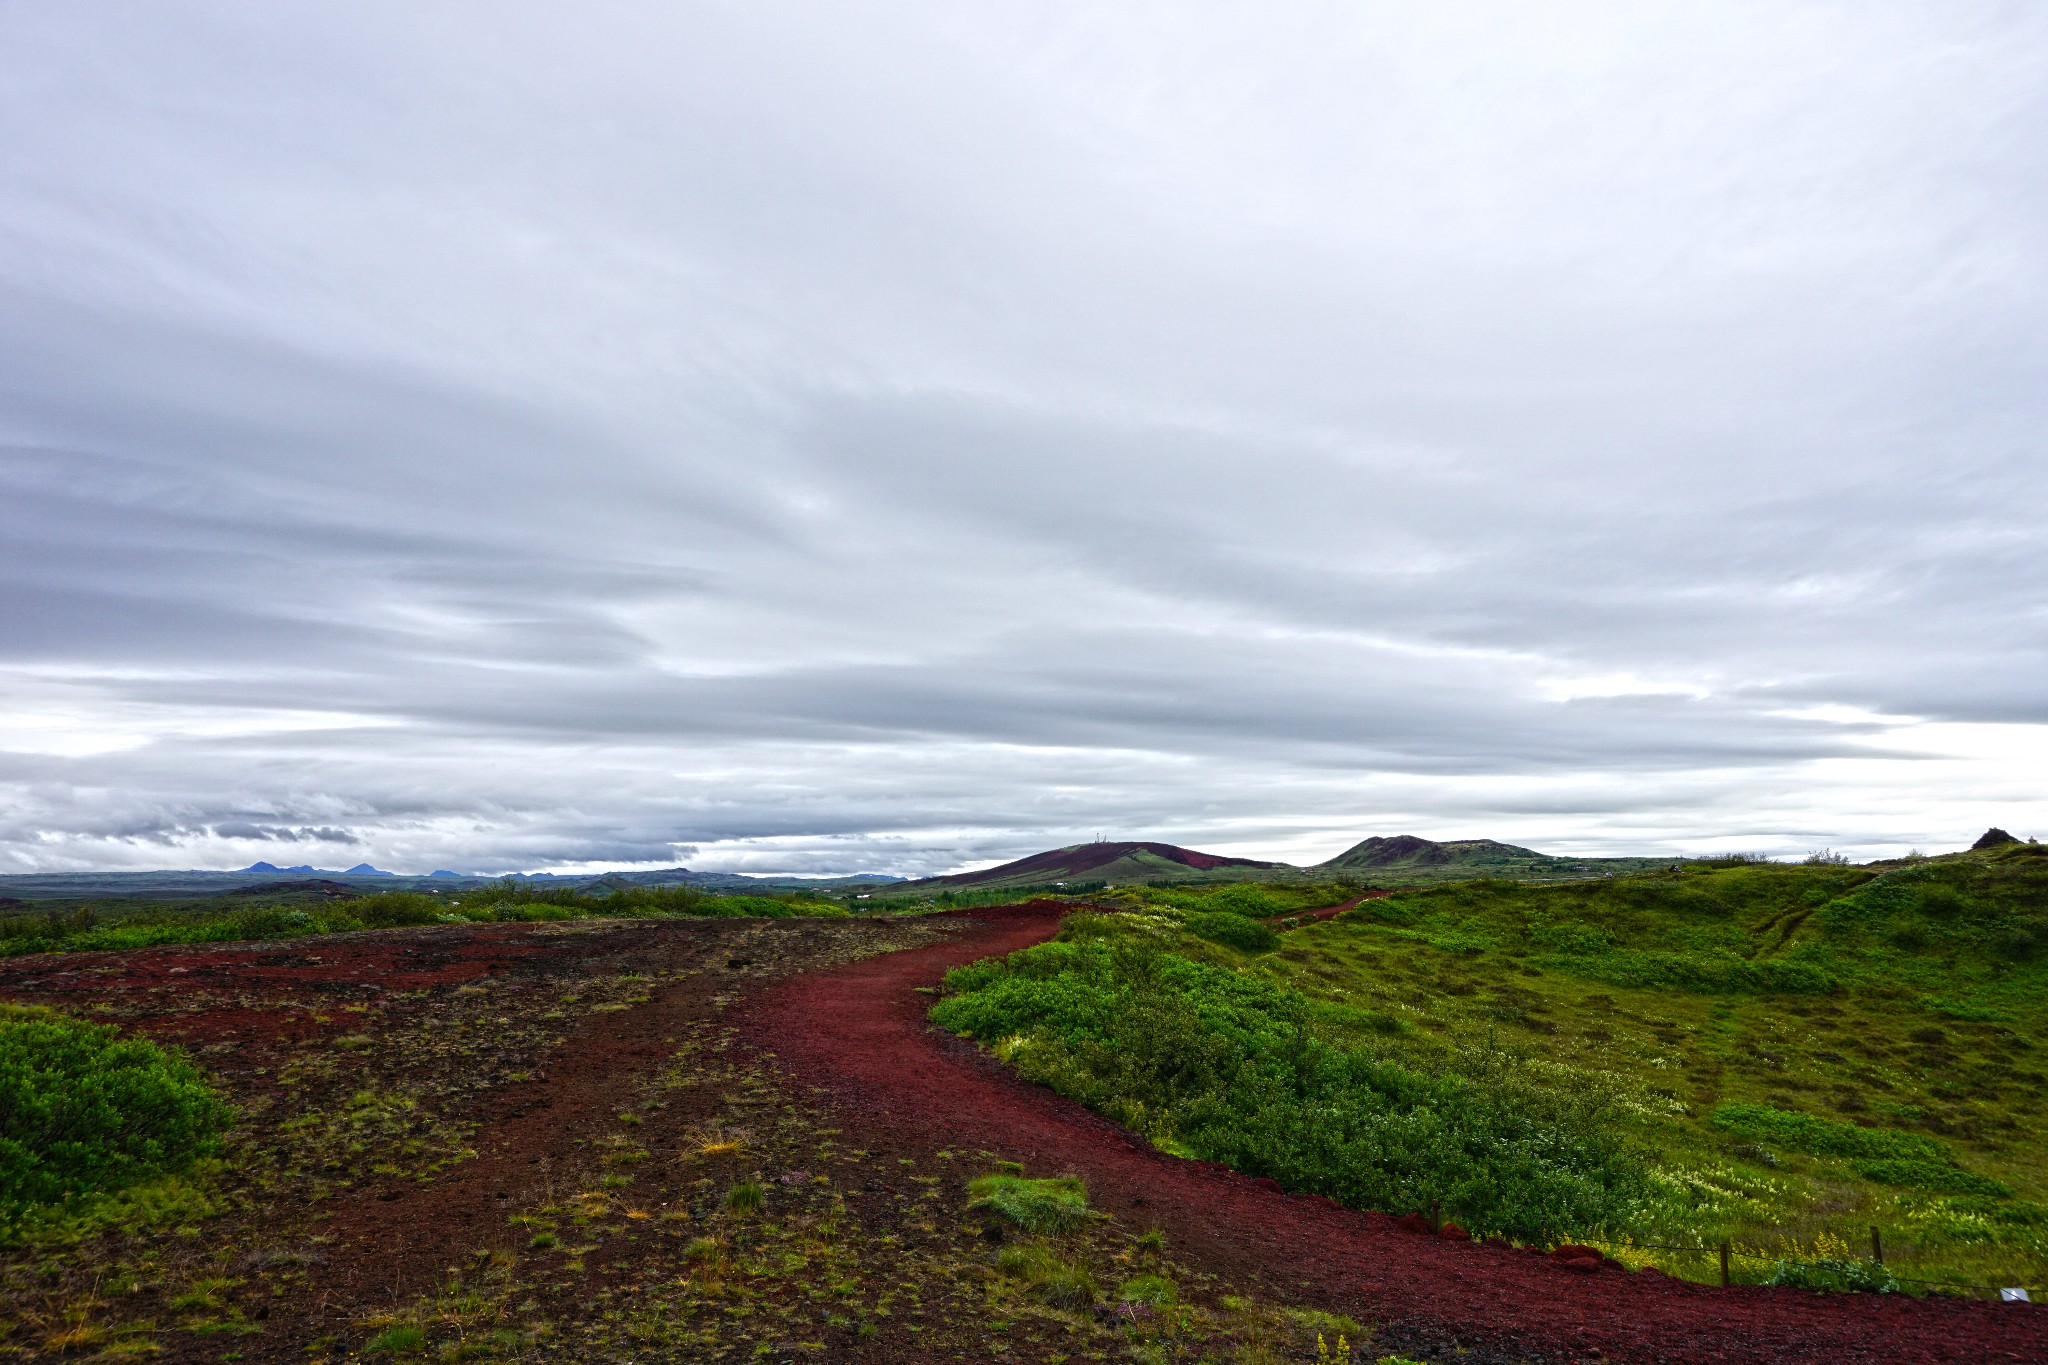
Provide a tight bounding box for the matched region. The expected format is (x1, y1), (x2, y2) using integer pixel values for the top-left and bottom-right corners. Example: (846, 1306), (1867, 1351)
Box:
(1316, 833), (1675, 882)
(905, 840), (1282, 891)
(1319, 834), (1543, 869)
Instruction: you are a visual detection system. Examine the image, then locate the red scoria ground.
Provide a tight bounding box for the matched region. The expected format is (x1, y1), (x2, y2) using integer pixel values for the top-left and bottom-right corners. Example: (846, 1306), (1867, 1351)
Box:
(2, 903), (2044, 1364)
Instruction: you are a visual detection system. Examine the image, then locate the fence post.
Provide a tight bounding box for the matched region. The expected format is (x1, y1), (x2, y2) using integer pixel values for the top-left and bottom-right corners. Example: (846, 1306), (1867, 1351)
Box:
(1871, 1227), (1882, 1265)
(1719, 1240), (1731, 1288)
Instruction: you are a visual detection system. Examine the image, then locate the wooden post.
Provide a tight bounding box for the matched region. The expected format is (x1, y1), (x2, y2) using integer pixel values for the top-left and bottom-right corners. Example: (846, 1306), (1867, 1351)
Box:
(1719, 1240), (1731, 1288)
(1871, 1227), (1883, 1265)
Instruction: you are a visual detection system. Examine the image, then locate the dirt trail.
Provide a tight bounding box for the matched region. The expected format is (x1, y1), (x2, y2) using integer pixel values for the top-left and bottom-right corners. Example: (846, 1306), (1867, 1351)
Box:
(741, 902), (2048, 1364)
(1267, 891), (1384, 929)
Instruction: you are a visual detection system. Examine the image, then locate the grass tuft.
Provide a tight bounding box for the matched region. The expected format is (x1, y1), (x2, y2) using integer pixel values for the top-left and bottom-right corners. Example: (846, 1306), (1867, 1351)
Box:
(965, 1174), (1091, 1234)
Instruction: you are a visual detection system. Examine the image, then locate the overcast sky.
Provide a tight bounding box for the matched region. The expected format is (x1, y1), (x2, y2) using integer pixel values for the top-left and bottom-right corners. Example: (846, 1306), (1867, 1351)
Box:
(1, 3), (2043, 877)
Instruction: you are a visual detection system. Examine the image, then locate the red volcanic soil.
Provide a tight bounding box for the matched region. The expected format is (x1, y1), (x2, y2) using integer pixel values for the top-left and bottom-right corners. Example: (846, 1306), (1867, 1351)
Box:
(742, 902), (2048, 1365)
(1267, 891), (1387, 928)
(917, 839), (1281, 888)
(0, 923), (567, 1045)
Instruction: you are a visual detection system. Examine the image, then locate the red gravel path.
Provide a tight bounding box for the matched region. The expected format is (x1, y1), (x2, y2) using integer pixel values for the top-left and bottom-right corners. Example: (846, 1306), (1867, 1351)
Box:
(741, 902), (2048, 1364)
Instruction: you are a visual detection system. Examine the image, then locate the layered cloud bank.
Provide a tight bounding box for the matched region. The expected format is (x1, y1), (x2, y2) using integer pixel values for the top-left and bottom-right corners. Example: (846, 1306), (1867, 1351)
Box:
(2, 4), (2044, 875)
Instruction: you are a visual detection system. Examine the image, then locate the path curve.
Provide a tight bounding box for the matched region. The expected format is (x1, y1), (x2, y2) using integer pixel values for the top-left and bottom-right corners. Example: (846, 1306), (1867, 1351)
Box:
(740, 902), (2048, 1364)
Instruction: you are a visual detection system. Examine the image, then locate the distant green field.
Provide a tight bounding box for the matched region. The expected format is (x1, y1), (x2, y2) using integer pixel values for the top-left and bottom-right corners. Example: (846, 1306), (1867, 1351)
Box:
(934, 843), (2048, 1292)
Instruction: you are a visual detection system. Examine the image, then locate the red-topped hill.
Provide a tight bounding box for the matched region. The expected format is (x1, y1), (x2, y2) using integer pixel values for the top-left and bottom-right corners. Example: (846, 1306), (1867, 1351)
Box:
(906, 841), (1284, 891)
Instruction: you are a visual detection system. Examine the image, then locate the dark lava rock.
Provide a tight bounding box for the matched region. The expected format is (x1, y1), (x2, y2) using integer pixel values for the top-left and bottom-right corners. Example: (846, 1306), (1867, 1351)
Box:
(1975, 827), (2021, 849)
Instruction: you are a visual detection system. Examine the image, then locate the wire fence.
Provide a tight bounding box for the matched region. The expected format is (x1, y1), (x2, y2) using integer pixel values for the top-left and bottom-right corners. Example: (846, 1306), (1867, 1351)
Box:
(1604, 1233), (2043, 1297)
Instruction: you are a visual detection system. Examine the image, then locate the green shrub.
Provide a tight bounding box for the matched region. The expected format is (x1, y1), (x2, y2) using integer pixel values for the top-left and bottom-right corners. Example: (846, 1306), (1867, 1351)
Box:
(1709, 1102), (1947, 1163)
(354, 893), (448, 928)
(935, 939), (1644, 1242)
(724, 1180), (764, 1216)
(1761, 1256), (1899, 1294)
(1185, 911), (1279, 954)
(1853, 1158), (2011, 1198)
(1363, 899), (1417, 925)
(230, 906), (318, 940)
(1203, 883), (1285, 918)
(0, 1005), (233, 1219)
(965, 1174), (1091, 1233)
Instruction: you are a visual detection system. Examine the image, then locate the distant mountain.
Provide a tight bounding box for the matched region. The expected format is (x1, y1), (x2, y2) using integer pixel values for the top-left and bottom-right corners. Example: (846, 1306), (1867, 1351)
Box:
(902, 841), (1284, 892)
(240, 861), (396, 877)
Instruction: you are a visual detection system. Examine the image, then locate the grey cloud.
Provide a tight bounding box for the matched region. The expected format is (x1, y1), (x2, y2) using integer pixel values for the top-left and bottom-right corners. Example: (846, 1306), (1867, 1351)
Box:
(0, 3), (2044, 874)
(209, 823), (358, 845)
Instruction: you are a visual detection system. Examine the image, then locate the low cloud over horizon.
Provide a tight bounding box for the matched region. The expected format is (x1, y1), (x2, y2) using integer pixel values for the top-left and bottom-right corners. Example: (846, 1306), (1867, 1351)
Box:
(2, 4), (2045, 878)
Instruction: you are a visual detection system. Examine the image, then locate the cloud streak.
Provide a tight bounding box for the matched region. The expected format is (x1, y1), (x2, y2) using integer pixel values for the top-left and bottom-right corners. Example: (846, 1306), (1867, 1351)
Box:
(1, 3), (2044, 874)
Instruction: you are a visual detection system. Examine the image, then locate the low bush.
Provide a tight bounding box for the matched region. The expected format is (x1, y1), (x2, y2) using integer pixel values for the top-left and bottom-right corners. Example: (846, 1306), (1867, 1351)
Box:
(1709, 1102), (1947, 1163)
(1852, 1159), (2011, 1198)
(0, 1005), (233, 1220)
(1760, 1256), (1899, 1294)
(1709, 1101), (2011, 1195)
(1203, 883), (1286, 918)
(353, 893), (446, 928)
(1185, 911), (1279, 954)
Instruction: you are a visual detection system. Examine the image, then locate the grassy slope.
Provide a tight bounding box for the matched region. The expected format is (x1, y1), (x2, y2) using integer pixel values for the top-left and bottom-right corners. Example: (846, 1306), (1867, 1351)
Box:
(1212, 844), (2048, 1286)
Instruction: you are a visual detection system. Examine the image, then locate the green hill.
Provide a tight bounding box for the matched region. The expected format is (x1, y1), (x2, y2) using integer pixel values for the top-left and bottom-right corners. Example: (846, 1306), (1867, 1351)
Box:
(1316, 834), (1675, 883)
